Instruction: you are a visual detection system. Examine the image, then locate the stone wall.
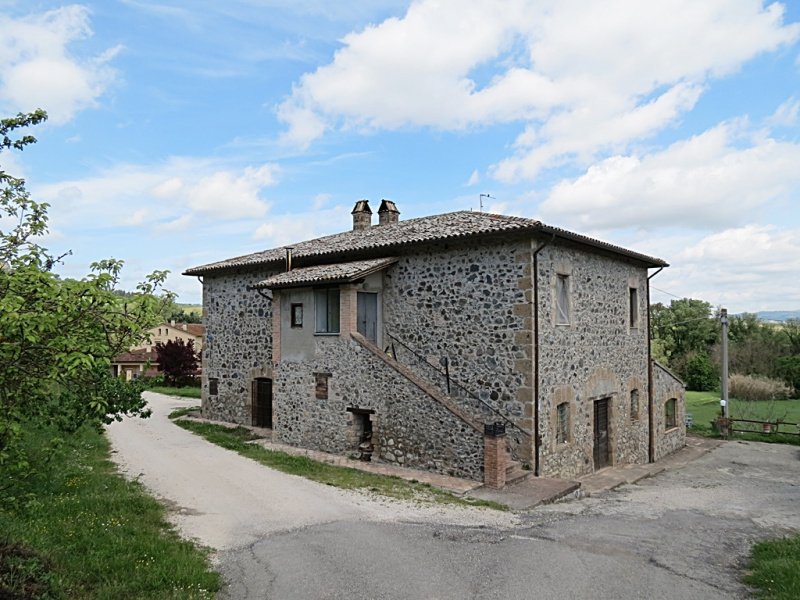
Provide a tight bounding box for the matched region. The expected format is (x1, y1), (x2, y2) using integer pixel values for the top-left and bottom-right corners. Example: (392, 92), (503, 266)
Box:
(201, 269), (276, 423)
(382, 238), (533, 462)
(653, 361), (686, 460)
(537, 242), (650, 478)
(273, 334), (485, 480)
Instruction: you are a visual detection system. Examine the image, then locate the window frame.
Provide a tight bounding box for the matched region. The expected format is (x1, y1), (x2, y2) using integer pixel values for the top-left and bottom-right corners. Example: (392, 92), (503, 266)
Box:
(556, 401), (570, 444)
(629, 287), (639, 329)
(665, 398), (677, 430)
(630, 388), (639, 421)
(290, 303), (304, 328)
(314, 288), (341, 334)
(555, 273), (570, 326)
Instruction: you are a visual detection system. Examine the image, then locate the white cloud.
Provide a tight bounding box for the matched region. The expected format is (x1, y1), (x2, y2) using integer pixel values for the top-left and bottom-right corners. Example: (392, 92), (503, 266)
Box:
(767, 96), (800, 127)
(278, 0), (799, 175)
(0, 6), (120, 124)
(648, 225), (800, 311)
(465, 169), (480, 186)
(33, 158), (280, 230)
(253, 205), (350, 247)
(538, 120), (800, 230)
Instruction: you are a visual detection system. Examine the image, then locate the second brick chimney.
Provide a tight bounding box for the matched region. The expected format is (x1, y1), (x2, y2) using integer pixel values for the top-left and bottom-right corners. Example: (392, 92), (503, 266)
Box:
(378, 199), (400, 226)
(351, 199), (372, 231)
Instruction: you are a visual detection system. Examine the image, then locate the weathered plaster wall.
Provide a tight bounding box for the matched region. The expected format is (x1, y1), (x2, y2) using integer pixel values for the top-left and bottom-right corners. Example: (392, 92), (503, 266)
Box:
(382, 238), (533, 461)
(201, 270), (276, 423)
(273, 335), (485, 480)
(653, 361), (687, 460)
(537, 243), (650, 478)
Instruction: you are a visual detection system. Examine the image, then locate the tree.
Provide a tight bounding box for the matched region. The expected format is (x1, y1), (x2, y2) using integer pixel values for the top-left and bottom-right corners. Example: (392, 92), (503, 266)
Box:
(155, 339), (199, 386)
(651, 298), (718, 381)
(0, 111), (173, 466)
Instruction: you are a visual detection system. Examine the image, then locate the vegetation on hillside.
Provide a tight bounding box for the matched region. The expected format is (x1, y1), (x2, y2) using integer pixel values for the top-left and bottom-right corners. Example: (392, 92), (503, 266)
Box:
(651, 299), (800, 396)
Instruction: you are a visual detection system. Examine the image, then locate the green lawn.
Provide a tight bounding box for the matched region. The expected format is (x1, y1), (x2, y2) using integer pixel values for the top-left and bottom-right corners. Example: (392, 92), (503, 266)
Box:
(746, 534), (800, 600)
(148, 386), (201, 399)
(0, 423), (220, 599)
(172, 417), (506, 511)
(685, 391), (800, 444)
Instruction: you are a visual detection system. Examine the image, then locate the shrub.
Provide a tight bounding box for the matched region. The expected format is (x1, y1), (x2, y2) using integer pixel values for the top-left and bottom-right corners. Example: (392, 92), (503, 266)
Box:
(684, 353), (718, 391)
(729, 373), (791, 402)
(776, 355), (800, 396)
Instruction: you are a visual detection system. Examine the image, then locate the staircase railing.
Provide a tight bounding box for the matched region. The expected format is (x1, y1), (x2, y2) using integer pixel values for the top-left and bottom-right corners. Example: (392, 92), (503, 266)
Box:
(384, 331), (532, 440)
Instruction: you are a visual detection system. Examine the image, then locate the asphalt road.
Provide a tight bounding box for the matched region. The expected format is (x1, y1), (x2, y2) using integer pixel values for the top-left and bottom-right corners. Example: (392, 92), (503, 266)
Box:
(108, 393), (800, 600)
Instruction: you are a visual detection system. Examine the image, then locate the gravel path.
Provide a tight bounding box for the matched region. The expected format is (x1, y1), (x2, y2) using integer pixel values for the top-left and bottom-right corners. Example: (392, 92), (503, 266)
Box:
(106, 392), (517, 551)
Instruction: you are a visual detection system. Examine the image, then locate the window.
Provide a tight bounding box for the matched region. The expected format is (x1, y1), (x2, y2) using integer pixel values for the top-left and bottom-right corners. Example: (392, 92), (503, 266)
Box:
(556, 274), (570, 325)
(556, 402), (570, 444)
(291, 303), (304, 328)
(314, 289), (340, 333)
(665, 398), (677, 429)
(209, 378), (219, 396)
(629, 287), (639, 328)
(630, 389), (639, 420)
(315, 373), (330, 400)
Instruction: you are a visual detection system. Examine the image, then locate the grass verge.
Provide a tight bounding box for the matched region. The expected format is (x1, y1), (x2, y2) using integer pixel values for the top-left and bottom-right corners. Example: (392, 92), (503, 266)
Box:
(685, 391), (800, 445)
(148, 386), (201, 399)
(172, 417), (506, 511)
(745, 534), (800, 599)
(0, 422), (220, 599)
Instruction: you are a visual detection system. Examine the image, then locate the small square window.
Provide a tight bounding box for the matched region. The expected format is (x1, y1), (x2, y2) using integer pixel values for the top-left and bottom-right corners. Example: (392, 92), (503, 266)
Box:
(556, 274), (570, 325)
(665, 398), (677, 429)
(629, 287), (639, 329)
(291, 303), (304, 328)
(556, 402), (570, 444)
(209, 378), (219, 396)
(315, 373), (330, 400)
(630, 389), (639, 420)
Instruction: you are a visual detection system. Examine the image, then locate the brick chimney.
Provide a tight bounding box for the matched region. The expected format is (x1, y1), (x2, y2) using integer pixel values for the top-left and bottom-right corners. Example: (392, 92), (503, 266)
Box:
(378, 199), (400, 226)
(351, 199), (372, 231)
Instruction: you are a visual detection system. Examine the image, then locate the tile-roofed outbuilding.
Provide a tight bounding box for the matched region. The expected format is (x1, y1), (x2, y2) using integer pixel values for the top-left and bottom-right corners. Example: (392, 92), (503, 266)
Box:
(256, 257), (398, 289)
(184, 210), (667, 275)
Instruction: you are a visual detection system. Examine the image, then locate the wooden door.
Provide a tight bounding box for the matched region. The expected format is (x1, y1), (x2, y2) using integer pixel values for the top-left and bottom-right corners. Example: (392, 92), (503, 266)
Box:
(357, 292), (378, 343)
(252, 378), (272, 428)
(593, 398), (610, 469)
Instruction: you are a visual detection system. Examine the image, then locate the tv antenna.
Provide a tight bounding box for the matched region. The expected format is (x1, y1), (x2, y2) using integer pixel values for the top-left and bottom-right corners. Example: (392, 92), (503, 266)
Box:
(479, 193), (494, 212)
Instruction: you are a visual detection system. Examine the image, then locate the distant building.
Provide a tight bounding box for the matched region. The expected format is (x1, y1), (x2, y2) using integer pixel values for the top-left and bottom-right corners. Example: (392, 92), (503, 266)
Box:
(112, 321), (204, 380)
(184, 200), (685, 486)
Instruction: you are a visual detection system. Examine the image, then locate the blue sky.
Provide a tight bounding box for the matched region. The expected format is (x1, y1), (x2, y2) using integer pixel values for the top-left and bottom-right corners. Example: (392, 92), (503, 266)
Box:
(1, 0), (799, 311)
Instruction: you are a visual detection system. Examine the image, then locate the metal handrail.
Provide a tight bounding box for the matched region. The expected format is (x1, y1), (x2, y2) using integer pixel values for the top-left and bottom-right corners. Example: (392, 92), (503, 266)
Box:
(385, 332), (532, 438)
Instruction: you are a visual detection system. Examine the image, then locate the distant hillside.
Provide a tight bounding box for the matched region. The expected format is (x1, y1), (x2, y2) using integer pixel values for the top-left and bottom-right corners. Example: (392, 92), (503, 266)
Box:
(756, 310), (800, 322)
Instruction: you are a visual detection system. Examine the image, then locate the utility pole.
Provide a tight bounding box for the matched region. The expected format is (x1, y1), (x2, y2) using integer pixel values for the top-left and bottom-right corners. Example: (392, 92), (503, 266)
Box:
(721, 308), (729, 419)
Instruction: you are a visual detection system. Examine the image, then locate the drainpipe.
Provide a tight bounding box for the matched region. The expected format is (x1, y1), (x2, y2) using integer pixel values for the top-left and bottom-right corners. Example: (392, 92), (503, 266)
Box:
(647, 266), (664, 463)
(532, 234), (555, 476)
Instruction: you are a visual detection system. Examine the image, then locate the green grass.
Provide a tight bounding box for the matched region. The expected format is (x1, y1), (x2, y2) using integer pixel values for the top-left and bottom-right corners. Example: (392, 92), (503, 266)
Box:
(745, 534), (800, 599)
(686, 391), (800, 444)
(173, 419), (506, 511)
(0, 423), (220, 599)
(148, 386), (201, 399)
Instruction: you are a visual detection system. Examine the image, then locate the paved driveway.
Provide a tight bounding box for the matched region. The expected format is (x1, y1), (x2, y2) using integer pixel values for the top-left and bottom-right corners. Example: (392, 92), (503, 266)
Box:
(107, 393), (800, 599)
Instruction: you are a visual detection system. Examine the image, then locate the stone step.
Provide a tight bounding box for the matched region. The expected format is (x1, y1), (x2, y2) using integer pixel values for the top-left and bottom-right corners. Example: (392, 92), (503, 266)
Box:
(505, 461), (529, 485)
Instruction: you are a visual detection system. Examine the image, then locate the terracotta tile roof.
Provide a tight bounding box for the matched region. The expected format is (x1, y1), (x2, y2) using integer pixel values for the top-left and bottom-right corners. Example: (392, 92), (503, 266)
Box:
(256, 257), (398, 289)
(113, 350), (157, 363)
(185, 323), (204, 337)
(184, 210), (667, 275)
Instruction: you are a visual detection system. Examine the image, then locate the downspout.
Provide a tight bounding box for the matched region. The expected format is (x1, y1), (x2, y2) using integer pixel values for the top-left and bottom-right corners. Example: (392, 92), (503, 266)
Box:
(532, 233), (556, 476)
(647, 266), (664, 463)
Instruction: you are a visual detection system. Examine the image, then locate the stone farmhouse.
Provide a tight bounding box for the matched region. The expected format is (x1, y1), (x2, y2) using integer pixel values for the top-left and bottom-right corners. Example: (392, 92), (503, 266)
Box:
(184, 201), (685, 486)
(111, 321), (204, 381)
